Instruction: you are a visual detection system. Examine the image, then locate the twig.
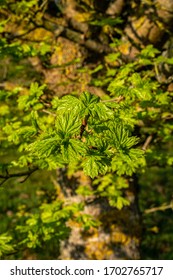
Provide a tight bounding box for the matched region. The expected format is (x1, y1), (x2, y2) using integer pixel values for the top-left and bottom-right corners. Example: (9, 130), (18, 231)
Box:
(145, 202), (173, 214)
(42, 109), (56, 116)
(0, 167), (38, 186)
(0, 178), (8, 186)
(101, 96), (124, 103)
(40, 0), (48, 10)
(80, 115), (89, 139)
(142, 135), (153, 151)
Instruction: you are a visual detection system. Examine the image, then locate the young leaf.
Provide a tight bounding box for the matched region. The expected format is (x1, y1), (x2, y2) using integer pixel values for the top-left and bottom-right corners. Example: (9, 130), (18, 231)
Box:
(108, 123), (139, 150)
(55, 112), (81, 139)
(61, 139), (87, 162)
(54, 95), (82, 113)
(80, 91), (100, 108)
(83, 155), (108, 178)
(0, 233), (14, 257)
(27, 136), (61, 158)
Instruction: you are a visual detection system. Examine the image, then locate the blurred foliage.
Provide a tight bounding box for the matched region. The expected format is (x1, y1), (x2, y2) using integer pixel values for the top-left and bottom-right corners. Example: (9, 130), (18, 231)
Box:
(0, 0), (173, 259)
(139, 166), (173, 260)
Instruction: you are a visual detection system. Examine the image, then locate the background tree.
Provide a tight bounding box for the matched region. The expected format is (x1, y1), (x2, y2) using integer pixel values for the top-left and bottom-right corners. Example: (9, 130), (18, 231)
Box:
(0, 0), (173, 259)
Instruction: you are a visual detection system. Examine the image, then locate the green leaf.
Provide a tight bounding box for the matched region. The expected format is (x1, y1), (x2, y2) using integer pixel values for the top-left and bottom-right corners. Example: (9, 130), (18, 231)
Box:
(89, 17), (123, 27)
(17, 126), (37, 139)
(89, 64), (103, 74)
(140, 44), (160, 58)
(111, 149), (145, 175)
(107, 79), (127, 96)
(27, 136), (60, 158)
(83, 155), (108, 178)
(75, 214), (100, 230)
(0, 233), (14, 257)
(68, 139), (87, 157)
(76, 185), (94, 196)
(17, 83), (46, 110)
(30, 82), (46, 98)
(54, 95), (82, 113)
(91, 102), (114, 121)
(115, 197), (130, 210)
(106, 52), (121, 63)
(130, 73), (153, 100)
(61, 139), (87, 162)
(55, 112), (81, 139)
(80, 91), (100, 108)
(39, 42), (51, 56)
(109, 123), (139, 150)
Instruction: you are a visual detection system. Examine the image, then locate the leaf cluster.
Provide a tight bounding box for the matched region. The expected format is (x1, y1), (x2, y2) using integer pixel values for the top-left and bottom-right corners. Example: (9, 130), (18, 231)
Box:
(27, 91), (144, 178)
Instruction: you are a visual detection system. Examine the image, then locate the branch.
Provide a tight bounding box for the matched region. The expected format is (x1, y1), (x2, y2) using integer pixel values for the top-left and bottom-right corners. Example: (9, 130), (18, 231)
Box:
(43, 13), (113, 54)
(142, 135), (153, 151)
(80, 115), (89, 139)
(41, 109), (56, 116)
(0, 167), (38, 186)
(145, 201), (173, 214)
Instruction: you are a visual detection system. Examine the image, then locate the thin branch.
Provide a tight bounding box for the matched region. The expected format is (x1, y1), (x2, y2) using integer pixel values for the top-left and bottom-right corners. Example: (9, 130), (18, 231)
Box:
(40, 0), (48, 10)
(101, 96), (124, 103)
(142, 135), (153, 151)
(42, 109), (56, 116)
(0, 178), (8, 186)
(42, 58), (80, 69)
(145, 201), (173, 214)
(80, 115), (89, 139)
(0, 167), (38, 186)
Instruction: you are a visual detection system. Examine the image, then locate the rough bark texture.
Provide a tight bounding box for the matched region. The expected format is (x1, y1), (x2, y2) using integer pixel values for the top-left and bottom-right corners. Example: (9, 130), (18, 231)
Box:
(56, 169), (141, 260)
(120, 0), (173, 59)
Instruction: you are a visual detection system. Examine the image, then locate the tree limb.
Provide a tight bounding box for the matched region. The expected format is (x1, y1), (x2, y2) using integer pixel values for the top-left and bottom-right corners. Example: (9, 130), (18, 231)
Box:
(0, 167), (38, 186)
(145, 201), (173, 214)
